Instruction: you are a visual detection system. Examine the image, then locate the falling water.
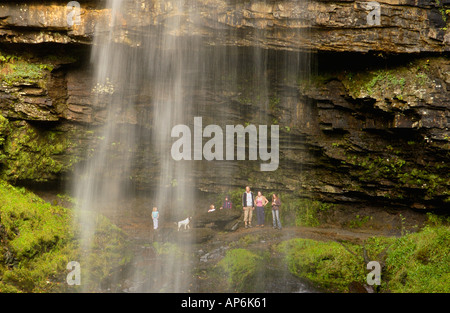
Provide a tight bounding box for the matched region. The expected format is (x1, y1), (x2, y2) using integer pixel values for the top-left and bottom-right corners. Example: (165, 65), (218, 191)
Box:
(72, 0), (201, 292)
(73, 0), (137, 291)
(73, 0), (312, 292)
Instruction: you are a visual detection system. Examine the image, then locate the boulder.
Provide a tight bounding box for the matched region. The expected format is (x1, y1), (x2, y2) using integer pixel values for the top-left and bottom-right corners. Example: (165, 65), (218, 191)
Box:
(193, 209), (243, 231)
(190, 227), (215, 244)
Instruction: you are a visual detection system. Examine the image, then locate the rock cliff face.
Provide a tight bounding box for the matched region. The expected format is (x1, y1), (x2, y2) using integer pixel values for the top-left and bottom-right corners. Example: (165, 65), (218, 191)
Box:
(1, 0), (450, 52)
(0, 1), (448, 211)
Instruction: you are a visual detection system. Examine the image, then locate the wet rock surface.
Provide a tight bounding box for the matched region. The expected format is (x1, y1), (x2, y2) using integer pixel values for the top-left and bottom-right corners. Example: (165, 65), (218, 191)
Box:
(1, 50), (448, 210)
(1, 1), (450, 53)
(0, 2), (448, 211)
(193, 209), (243, 231)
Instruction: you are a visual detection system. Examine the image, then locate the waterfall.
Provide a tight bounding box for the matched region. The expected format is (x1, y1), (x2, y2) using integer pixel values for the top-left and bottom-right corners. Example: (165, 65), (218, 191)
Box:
(72, 0), (311, 292)
(73, 0), (197, 291)
(73, 0), (137, 291)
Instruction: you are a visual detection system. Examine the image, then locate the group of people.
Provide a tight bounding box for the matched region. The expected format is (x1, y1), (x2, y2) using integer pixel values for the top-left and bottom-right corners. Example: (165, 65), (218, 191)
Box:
(151, 186), (282, 231)
(214, 186), (282, 230)
(208, 195), (233, 212)
(241, 186), (282, 230)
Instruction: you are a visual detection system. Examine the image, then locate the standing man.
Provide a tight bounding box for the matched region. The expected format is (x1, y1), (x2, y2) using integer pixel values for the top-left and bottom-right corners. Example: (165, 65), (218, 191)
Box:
(242, 186), (255, 229)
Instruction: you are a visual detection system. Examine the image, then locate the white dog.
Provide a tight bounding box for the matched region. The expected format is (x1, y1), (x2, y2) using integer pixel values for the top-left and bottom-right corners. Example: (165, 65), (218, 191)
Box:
(176, 217), (192, 231)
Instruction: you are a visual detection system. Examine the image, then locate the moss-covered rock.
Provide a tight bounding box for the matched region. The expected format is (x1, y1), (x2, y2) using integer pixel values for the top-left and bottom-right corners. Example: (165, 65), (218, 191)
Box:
(383, 220), (450, 292)
(0, 57), (52, 88)
(0, 115), (8, 161)
(277, 238), (363, 292)
(344, 152), (450, 202)
(277, 214), (450, 293)
(0, 50), (60, 122)
(217, 248), (262, 291)
(0, 179), (130, 293)
(0, 120), (73, 182)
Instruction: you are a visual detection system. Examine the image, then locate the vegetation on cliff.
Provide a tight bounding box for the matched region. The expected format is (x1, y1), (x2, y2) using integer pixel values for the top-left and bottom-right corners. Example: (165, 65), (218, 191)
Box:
(0, 117), (72, 182)
(297, 56), (450, 209)
(0, 50), (53, 87)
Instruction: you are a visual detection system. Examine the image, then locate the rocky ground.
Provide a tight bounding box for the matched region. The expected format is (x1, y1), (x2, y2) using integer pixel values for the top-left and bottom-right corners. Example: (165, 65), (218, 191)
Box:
(80, 196), (428, 293)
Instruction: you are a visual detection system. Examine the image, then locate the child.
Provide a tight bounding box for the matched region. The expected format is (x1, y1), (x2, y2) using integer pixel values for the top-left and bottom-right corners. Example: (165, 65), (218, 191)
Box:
(220, 196), (232, 210)
(152, 207), (159, 230)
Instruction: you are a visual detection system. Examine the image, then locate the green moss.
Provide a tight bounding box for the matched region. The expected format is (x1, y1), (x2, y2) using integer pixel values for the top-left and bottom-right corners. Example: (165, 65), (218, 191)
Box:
(301, 68), (408, 99)
(218, 248), (262, 291)
(0, 179), (130, 292)
(435, 0), (450, 26)
(337, 59), (438, 101)
(73, 211), (131, 292)
(0, 115), (8, 132)
(286, 198), (334, 227)
(0, 115), (9, 161)
(346, 152), (449, 199)
(415, 73), (429, 86)
(0, 180), (74, 292)
(278, 214), (450, 293)
(277, 238), (363, 292)
(0, 50), (53, 87)
(348, 214), (372, 229)
(269, 94), (281, 111)
(1, 61), (51, 87)
(1, 121), (73, 182)
(384, 224), (450, 292)
(341, 69), (407, 98)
